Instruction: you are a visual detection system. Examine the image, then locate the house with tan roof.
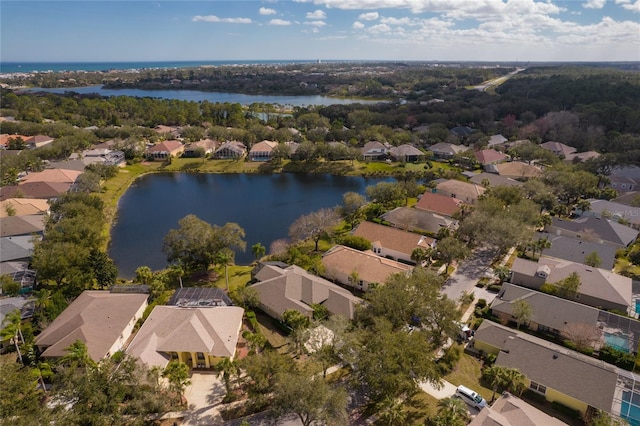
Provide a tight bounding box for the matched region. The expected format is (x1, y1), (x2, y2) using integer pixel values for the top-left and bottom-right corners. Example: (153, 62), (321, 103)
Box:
(0, 198), (49, 217)
(321, 245), (412, 291)
(540, 141), (577, 159)
(468, 172), (522, 188)
(565, 151), (600, 163)
(252, 263), (362, 320)
(126, 305), (244, 369)
(415, 191), (464, 217)
(474, 149), (508, 167)
(213, 141), (247, 159)
(35, 291), (148, 361)
(469, 392), (569, 426)
(146, 140), (184, 160)
(0, 182), (71, 201)
(361, 141), (388, 161)
(249, 140), (278, 161)
(381, 207), (456, 235)
(25, 135), (55, 149)
(435, 179), (486, 204)
(428, 142), (467, 159)
(473, 320), (640, 425)
(0, 214), (45, 238)
(153, 125), (181, 138)
(183, 139), (218, 157)
(352, 221), (435, 264)
(509, 257), (632, 312)
(20, 168), (83, 185)
(389, 144), (425, 162)
(487, 134), (508, 148)
(489, 161), (543, 180)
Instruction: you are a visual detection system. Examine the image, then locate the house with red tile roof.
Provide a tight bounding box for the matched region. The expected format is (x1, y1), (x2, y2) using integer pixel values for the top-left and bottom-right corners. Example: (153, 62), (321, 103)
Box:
(25, 135), (54, 149)
(415, 191), (464, 217)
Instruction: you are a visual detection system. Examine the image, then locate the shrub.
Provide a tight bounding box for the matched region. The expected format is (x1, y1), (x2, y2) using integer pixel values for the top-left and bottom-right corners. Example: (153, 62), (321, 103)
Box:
(476, 299), (487, 309)
(487, 284), (502, 292)
(599, 345), (635, 371)
(551, 401), (581, 419)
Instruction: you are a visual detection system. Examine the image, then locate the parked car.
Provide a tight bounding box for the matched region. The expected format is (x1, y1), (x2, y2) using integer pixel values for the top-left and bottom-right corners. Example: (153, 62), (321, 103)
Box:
(455, 385), (487, 409)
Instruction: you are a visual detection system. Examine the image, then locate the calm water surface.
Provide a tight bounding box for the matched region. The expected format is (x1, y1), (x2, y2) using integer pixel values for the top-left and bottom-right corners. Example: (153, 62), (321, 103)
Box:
(108, 173), (390, 278)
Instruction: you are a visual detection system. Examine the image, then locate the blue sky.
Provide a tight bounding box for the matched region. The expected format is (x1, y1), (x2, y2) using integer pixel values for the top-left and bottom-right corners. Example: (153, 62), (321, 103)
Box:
(1, 0), (639, 62)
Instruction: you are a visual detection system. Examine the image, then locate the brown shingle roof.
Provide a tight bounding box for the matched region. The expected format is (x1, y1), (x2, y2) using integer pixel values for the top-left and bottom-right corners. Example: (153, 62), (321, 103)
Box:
(0, 198), (49, 217)
(415, 192), (463, 216)
(321, 245), (412, 285)
(352, 221), (433, 256)
(0, 182), (71, 201)
(20, 169), (82, 184)
(0, 214), (45, 237)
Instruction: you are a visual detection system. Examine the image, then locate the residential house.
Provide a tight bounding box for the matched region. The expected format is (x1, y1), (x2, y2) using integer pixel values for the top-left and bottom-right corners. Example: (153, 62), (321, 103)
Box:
(0, 198), (49, 217)
(352, 221), (435, 264)
(469, 392), (569, 426)
(183, 139), (218, 157)
(69, 148), (126, 166)
(0, 214), (45, 238)
(565, 151), (601, 163)
(168, 287), (233, 307)
(428, 142), (467, 159)
(415, 191), (464, 217)
(509, 257), (632, 312)
(126, 305), (244, 369)
(252, 263), (362, 320)
(0, 134), (30, 149)
(145, 140), (184, 160)
(467, 172), (522, 188)
(25, 135), (55, 149)
(435, 179), (486, 204)
(450, 126), (474, 138)
(0, 182), (71, 201)
(361, 141), (388, 161)
(381, 207), (456, 235)
(389, 144), (425, 162)
(486, 134), (508, 148)
(0, 296), (35, 351)
(153, 125), (181, 138)
(474, 149), (509, 168)
(535, 231), (617, 270)
(20, 168), (83, 185)
(473, 320), (640, 425)
(491, 283), (640, 354)
(35, 291), (148, 361)
(609, 175), (638, 193)
(545, 216), (639, 248)
(583, 199), (640, 230)
(213, 141), (247, 159)
(1, 235), (39, 265)
(249, 140), (278, 161)
(489, 161), (543, 180)
(540, 141), (577, 159)
(321, 245), (412, 291)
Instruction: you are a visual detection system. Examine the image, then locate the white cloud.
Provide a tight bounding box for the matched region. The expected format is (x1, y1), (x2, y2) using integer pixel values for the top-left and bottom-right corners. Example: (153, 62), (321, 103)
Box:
(259, 7), (277, 15)
(617, 0), (640, 12)
(269, 19), (292, 25)
(192, 15), (252, 24)
(353, 21), (365, 29)
(305, 20), (327, 26)
(368, 23), (392, 33)
(306, 9), (327, 19)
(358, 12), (379, 20)
(583, 0), (607, 8)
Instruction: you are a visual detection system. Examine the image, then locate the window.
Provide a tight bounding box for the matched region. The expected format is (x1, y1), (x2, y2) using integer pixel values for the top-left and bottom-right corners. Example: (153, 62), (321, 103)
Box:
(530, 381), (547, 394)
(197, 352), (205, 360)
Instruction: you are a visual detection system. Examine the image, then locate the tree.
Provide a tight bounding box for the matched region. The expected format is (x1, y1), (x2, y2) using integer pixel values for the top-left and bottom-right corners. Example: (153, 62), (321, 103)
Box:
(561, 322), (601, 352)
(512, 300), (533, 329)
(534, 236), (551, 259)
(0, 362), (49, 424)
(493, 265), (511, 284)
(555, 272), (581, 299)
(376, 397), (407, 426)
(338, 192), (367, 229)
(230, 284), (259, 310)
(86, 248), (118, 289)
(251, 242), (266, 261)
(433, 396), (470, 426)
(288, 208), (341, 251)
(435, 237), (471, 272)
(162, 215), (246, 273)
(239, 350), (293, 398)
(216, 248), (234, 291)
(411, 247), (433, 266)
(270, 367), (348, 426)
(482, 365), (527, 401)
(215, 358), (240, 401)
(365, 181), (406, 209)
(162, 360), (191, 405)
(59, 340), (96, 371)
(1, 274), (20, 296)
(1, 309), (25, 364)
(584, 251), (602, 268)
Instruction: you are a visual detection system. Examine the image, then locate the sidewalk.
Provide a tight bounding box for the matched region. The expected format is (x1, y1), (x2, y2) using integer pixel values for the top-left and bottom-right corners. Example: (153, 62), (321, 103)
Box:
(419, 379), (457, 399)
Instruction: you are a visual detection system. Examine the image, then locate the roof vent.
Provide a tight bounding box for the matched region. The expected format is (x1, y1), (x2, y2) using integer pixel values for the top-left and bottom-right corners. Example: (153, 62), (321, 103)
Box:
(553, 354), (558, 359)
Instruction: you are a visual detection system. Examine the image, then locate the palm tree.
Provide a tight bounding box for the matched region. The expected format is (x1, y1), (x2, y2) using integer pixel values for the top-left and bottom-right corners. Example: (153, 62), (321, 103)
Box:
(435, 396), (470, 426)
(483, 365), (527, 401)
(216, 248), (234, 291)
(1, 309), (24, 365)
(376, 397), (407, 425)
(536, 237), (551, 259)
(162, 360), (191, 406)
(215, 358), (240, 400)
(251, 242), (266, 262)
(59, 339), (96, 371)
(493, 265), (511, 284)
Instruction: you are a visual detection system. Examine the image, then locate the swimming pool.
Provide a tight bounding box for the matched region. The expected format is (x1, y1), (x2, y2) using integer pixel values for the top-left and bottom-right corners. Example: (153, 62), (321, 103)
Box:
(605, 332), (630, 353)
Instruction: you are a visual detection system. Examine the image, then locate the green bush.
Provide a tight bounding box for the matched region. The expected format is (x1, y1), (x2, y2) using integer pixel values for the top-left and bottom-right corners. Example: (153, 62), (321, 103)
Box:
(476, 299), (487, 309)
(599, 345), (635, 371)
(339, 235), (373, 251)
(551, 401), (581, 419)
(487, 284), (502, 292)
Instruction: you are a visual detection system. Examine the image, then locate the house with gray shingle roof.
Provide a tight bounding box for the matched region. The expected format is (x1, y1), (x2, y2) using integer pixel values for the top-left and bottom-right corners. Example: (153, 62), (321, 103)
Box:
(468, 172), (522, 188)
(0, 214), (45, 238)
(535, 231), (617, 270)
(540, 141), (577, 159)
(252, 263), (362, 320)
(546, 216), (639, 248)
(361, 141), (388, 161)
(510, 257), (632, 312)
(583, 199), (640, 230)
(352, 221), (435, 264)
(213, 141), (246, 159)
(473, 320), (640, 425)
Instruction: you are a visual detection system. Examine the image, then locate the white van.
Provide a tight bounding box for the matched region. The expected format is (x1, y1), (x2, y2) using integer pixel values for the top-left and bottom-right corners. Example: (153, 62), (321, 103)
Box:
(455, 385), (487, 409)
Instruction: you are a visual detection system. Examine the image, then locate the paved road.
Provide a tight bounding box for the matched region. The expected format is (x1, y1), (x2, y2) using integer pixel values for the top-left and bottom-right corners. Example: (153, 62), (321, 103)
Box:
(474, 67), (525, 92)
(442, 246), (498, 303)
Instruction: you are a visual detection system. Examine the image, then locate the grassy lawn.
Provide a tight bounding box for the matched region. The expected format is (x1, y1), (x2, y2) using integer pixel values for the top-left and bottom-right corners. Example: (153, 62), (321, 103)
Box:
(253, 310), (289, 350)
(444, 353), (493, 402)
(209, 265), (253, 292)
(615, 258), (640, 280)
(400, 391), (440, 425)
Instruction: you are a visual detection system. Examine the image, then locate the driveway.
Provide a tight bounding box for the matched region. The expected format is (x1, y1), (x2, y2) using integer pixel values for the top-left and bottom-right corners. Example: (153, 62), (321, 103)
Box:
(419, 379), (482, 417)
(442, 246), (497, 303)
(180, 372), (226, 425)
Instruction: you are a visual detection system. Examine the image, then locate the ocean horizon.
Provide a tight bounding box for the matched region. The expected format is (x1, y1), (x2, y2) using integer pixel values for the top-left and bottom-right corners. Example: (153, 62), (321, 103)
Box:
(0, 59), (354, 74)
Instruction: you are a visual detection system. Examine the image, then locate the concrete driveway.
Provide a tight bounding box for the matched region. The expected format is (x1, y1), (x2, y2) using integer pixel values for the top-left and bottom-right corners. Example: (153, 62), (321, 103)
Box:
(180, 372), (226, 425)
(442, 246), (497, 303)
(419, 380), (482, 417)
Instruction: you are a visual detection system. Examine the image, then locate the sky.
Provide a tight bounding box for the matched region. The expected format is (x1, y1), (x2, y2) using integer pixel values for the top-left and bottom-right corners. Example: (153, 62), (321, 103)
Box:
(1, 0), (639, 63)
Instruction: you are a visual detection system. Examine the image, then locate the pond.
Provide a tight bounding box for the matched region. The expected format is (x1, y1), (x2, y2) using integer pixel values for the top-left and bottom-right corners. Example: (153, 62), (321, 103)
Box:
(108, 172), (391, 278)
